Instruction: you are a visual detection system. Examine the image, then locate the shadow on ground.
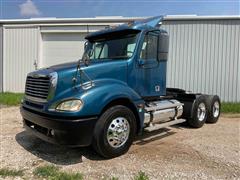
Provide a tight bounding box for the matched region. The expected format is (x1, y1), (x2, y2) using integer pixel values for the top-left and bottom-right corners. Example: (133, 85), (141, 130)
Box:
(15, 126), (182, 165)
(134, 128), (176, 145)
(15, 131), (103, 165)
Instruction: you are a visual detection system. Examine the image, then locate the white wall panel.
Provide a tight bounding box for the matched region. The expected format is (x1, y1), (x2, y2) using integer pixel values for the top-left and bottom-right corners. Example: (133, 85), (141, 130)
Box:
(0, 26), (3, 92)
(162, 19), (240, 102)
(3, 26), (38, 92)
(41, 33), (87, 67)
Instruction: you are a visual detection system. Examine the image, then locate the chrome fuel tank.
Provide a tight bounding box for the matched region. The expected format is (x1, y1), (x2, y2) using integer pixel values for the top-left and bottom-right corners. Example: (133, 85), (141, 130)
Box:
(144, 99), (183, 124)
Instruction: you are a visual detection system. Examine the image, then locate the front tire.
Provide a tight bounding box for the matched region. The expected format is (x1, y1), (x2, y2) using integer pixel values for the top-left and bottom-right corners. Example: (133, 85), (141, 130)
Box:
(92, 105), (136, 158)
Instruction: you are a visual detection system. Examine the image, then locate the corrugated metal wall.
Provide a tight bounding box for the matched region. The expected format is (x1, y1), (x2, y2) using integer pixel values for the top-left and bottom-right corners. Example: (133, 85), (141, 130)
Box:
(162, 19), (240, 102)
(0, 25), (3, 92)
(2, 19), (240, 102)
(3, 26), (38, 92)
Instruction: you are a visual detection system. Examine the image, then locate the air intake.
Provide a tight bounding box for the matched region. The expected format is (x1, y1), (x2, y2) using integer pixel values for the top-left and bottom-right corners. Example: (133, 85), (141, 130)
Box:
(25, 76), (50, 101)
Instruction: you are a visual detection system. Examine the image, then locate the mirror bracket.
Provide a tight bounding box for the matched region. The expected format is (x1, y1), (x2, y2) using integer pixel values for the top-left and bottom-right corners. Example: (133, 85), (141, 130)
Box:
(139, 59), (146, 66)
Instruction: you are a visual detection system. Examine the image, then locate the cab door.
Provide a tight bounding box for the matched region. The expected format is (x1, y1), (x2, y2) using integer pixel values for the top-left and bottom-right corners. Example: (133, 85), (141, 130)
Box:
(136, 31), (167, 98)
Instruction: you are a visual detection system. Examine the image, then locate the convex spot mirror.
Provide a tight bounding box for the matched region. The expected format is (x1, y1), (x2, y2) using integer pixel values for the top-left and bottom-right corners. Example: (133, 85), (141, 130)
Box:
(84, 41), (89, 51)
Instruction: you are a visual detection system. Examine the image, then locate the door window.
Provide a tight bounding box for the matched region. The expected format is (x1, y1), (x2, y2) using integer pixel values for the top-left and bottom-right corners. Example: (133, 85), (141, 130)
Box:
(140, 32), (158, 60)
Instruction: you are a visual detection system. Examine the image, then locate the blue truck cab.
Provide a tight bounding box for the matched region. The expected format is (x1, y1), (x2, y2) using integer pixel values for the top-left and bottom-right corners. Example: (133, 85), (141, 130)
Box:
(20, 16), (221, 158)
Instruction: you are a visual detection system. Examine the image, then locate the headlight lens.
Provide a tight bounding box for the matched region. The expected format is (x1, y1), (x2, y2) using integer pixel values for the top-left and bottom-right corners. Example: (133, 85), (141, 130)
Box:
(56, 99), (83, 112)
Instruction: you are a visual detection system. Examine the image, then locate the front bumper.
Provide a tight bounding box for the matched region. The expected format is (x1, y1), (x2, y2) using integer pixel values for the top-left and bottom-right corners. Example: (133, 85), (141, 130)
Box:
(20, 106), (97, 147)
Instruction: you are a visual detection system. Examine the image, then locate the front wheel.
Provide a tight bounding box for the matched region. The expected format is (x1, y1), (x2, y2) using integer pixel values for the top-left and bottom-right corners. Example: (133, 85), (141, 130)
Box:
(92, 105), (136, 158)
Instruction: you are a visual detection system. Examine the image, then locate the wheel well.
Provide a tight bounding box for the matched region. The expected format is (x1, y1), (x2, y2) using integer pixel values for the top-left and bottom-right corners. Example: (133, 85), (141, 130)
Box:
(100, 98), (141, 134)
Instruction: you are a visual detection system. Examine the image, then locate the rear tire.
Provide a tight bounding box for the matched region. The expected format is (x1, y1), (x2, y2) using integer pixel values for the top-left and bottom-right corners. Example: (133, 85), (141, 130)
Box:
(187, 95), (208, 128)
(205, 95), (221, 123)
(92, 105), (136, 158)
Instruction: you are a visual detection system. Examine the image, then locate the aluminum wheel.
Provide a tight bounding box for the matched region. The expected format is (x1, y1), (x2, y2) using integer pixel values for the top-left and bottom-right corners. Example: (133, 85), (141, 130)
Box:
(107, 117), (130, 148)
(197, 103), (206, 121)
(213, 101), (220, 118)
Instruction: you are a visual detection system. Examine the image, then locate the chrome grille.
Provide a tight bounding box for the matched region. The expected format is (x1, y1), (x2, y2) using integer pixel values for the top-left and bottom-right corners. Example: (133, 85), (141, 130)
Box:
(25, 76), (50, 100)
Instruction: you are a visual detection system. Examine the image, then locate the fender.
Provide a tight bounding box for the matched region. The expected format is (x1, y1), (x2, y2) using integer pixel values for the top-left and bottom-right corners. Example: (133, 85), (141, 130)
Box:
(46, 78), (143, 118)
(79, 78), (143, 117)
(47, 78), (145, 133)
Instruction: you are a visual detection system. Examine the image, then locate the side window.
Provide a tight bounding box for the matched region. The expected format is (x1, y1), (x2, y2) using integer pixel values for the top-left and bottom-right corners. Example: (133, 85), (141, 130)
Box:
(140, 33), (158, 60)
(158, 32), (169, 61)
(127, 43), (136, 57)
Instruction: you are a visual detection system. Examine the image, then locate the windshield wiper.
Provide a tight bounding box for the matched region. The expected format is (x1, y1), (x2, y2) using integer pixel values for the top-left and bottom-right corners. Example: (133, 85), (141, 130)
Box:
(97, 44), (105, 59)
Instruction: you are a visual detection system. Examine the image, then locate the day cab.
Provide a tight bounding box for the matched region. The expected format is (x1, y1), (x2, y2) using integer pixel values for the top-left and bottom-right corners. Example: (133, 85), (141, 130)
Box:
(20, 16), (221, 158)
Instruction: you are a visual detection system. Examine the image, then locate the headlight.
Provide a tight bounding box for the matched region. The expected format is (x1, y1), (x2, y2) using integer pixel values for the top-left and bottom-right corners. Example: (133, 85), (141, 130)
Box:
(56, 99), (83, 112)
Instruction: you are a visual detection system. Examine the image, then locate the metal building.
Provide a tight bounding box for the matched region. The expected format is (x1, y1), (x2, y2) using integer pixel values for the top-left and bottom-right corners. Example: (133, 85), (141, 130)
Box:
(0, 25), (3, 92)
(0, 16), (239, 102)
(162, 16), (240, 102)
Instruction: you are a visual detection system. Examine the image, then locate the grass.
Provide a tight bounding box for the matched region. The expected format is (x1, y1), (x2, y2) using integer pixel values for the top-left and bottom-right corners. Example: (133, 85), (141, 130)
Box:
(134, 171), (150, 180)
(33, 165), (59, 178)
(221, 102), (240, 114)
(0, 168), (24, 177)
(0, 164), (150, 180)
(0, 92), (24, 106)
(33, 165), (83, 180)
(33, 165), (150, 180)
(110, 178), (119, 180)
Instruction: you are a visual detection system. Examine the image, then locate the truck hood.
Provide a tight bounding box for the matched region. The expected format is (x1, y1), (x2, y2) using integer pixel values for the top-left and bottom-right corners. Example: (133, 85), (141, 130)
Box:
(48, 60), (128, 102)
(49, 61), (79, 72)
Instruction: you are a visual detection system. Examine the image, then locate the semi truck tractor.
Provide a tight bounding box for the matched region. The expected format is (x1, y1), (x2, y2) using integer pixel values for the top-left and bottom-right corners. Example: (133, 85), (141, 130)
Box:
(20, 16), (221, 158)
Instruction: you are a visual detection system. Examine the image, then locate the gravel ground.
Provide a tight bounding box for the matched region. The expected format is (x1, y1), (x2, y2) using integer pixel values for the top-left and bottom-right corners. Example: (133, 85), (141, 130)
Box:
(0, 106), (239, 180)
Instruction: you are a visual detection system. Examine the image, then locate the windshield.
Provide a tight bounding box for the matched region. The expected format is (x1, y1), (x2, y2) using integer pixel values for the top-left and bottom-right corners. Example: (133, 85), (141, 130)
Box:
(85, 31), (139, 60)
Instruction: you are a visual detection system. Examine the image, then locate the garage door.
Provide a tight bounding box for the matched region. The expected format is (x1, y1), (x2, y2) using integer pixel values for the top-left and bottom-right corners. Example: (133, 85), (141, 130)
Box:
(42, 33), (87, 67)
(3, 27), (38, 92)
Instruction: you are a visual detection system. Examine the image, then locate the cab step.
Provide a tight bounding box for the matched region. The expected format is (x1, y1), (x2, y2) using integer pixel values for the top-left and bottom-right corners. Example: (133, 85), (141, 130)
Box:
(144, 119), (186, 132)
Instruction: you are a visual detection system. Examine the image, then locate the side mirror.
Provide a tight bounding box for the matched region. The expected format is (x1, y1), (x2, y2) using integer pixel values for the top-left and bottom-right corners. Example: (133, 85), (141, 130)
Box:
(158, 32), (169, 61)
(84, 41), (88, 51)
(82, 52), (90, 66)
(88, 49), (93, 57)
(82, 41), (92, 66)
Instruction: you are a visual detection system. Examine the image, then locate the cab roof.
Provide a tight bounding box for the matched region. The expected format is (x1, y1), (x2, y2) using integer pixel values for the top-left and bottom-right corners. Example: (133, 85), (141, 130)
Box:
(85, 16), (164, 40)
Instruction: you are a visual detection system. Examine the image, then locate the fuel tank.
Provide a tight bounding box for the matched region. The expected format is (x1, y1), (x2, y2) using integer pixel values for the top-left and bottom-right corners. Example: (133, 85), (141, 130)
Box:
(144, 99), (183, 124)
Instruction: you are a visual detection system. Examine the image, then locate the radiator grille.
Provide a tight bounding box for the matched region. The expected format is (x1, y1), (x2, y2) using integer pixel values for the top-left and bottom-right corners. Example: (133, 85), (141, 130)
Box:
(25, 76), (50, 100)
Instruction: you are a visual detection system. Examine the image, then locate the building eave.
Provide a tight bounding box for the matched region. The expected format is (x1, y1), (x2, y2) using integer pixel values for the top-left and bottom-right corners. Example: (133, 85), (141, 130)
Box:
(0, 15), (239, 25)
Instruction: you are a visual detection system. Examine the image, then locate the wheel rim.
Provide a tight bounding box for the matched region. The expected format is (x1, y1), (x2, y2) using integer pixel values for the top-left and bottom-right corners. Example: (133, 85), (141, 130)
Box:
(107, 117), (130, 148)
(197, 103), (206, 121)
(213, 101), (220, 118)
